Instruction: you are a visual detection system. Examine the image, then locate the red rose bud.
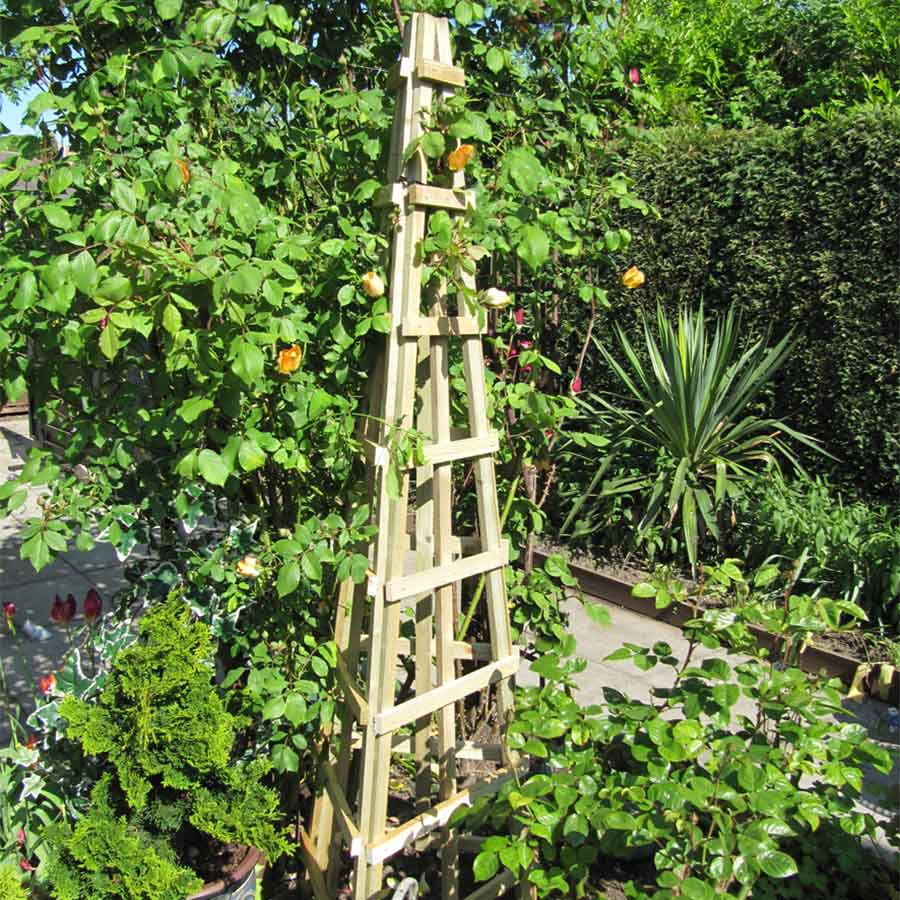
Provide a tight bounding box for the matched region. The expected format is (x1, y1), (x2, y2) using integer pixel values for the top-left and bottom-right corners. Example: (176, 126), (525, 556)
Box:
(26, 735), (36, 750)
(50, 594), (75, 625)
(506, 346), (518, 359)
(16, 829), (26, 845)
(518, 339), (532, 350)
(39, 673), (56, 696)
(513, 308), (525, 326)
(629, 67), (640, 85)
(3, 601), (14, 620)
(571, 376), (583, 394)
(19, 858), (33, 872)
(65, 593), (77, 621)
(83, 588), (102, 622)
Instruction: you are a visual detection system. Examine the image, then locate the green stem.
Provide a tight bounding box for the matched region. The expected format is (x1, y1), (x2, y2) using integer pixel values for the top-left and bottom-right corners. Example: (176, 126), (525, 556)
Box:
(456, 474), (521, 642)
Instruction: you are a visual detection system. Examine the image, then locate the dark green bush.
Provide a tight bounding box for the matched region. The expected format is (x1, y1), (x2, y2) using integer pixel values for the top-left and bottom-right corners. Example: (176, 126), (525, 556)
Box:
(585, 109), (900, 499)
(733, 470), (900, 627)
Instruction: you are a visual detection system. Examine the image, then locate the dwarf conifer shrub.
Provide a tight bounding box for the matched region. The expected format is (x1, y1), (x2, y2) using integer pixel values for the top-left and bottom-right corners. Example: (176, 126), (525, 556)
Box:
(44, 601), (289, 900)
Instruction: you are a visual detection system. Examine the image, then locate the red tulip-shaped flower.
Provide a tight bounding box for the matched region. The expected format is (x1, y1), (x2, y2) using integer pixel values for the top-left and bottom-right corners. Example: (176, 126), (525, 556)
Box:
(83, 588), (102, 622)
(3, 602), (14, 622)
(51, 594), (76, 625)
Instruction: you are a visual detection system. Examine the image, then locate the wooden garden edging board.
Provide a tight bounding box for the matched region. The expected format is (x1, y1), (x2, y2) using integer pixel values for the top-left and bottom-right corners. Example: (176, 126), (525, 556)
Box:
(533, 547), (900, 705)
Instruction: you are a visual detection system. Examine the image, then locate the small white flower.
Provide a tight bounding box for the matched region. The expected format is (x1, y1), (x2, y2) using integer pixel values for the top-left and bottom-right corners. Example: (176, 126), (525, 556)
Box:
(481, 287), (512, 309)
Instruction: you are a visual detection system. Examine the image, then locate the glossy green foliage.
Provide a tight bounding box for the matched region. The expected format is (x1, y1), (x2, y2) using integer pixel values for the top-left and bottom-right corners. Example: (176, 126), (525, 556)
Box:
(457, 562), (897, 899)
(565, 303), (821, 568)
(733, 470), (900, 626)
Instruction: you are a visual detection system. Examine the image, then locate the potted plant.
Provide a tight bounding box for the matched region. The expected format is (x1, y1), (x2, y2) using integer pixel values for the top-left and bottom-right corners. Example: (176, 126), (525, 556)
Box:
(41, 600), (290, 900)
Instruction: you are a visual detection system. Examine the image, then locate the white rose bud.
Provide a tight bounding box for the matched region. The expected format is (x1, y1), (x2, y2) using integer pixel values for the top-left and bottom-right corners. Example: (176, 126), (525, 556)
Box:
(481, 287), (512, 309)
(362, 271), (385, 298)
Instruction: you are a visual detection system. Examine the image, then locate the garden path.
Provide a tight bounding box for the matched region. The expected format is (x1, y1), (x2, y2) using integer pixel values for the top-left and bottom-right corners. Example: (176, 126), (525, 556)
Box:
(1, 412), (896, 855)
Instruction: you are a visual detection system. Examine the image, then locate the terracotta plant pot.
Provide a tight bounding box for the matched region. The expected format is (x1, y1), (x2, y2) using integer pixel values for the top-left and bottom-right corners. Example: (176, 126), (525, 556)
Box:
(186, 847), (263, 900)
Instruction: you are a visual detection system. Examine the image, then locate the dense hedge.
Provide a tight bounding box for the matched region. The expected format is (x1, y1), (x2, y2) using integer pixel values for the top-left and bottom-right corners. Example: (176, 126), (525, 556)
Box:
(584, 110), (900, 498)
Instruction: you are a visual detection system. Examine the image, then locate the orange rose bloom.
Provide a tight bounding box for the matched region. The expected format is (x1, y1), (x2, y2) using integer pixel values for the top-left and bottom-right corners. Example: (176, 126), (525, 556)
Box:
(362, 271), (385, 298)
(448, 143), (475, 172)
(278, 345), (302, 374)
(622, 266), (645, 289)
(236, 555), (261, 578)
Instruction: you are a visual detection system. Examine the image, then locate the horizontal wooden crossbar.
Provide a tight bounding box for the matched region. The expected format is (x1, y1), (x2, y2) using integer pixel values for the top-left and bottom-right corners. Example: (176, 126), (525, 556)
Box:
(401, 316), (481, 337)
(373, 182), (474, 211)
(374, 651), (519, 735)
(387, 58), (466, 90)
(383, 541), (508, 603)
(322, 762), (364, 857)
(362, 433), (498, 469)
(365, 768), (517, 864)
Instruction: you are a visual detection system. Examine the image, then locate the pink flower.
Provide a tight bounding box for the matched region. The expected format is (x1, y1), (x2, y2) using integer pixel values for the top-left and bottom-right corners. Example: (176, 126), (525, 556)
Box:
(506, 346), (518, 359)
(518, 339), (532, 350)
(83, 588), (102, 622)
(19, 858), (33, 872)
(571, 376), (583, 394)
(513, 308), (525, 326)
(629, 67), (640, 85)
(16, 829), (26, 846)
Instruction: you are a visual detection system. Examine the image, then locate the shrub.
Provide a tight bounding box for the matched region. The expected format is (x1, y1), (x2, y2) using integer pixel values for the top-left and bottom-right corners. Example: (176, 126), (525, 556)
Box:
(581, 110), (900, 498)
(457, 563), (896, 899)
(562, 303), (822, 569)
(733, 470), (900, 626)
(44, 600), (290, 900)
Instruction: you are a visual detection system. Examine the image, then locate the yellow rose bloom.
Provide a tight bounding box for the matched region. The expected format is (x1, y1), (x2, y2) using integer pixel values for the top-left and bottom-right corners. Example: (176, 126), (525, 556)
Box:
(622, 265), (645, 289)
(277, 345), (302, 374)
(236, 555), (261, 578)
(362, 271), (385, 298)
(448, 143), (475, 172)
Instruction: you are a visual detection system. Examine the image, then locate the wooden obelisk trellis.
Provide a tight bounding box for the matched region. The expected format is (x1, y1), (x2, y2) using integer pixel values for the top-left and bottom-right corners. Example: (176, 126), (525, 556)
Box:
(303, 12), (521, 900)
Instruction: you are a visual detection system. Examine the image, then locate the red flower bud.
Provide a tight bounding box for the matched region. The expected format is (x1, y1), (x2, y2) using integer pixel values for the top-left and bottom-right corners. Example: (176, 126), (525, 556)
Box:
(26, 735), (37, 750)
(17, 829), (26, 845)
(629, 67), (640, 85)
(571, 376), (583, 394)
(518, 339), (532, 350)
(19, 858), (33, 872)
(65, 593), (77, 621)
(513, 308), (525, 326)
(39, 673), (56, 696)
(83, 588), (102, 622)
(4, 601), (15, 620)
(51, 593), (75, 625)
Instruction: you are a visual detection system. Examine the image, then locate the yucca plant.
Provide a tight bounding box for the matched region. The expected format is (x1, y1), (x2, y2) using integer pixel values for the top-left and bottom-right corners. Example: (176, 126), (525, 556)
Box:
(562, 303), (825, 569)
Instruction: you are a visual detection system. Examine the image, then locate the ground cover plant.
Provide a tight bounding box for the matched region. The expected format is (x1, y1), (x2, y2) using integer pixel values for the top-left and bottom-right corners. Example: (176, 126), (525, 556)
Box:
(458, 562), (898, 899)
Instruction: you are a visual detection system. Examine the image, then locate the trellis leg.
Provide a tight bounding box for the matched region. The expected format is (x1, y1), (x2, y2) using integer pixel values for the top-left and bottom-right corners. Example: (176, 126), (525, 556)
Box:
(414, 335), (435, 814)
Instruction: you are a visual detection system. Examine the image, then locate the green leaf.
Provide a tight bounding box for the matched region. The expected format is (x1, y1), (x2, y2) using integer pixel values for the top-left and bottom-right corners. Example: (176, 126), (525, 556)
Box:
(230, 265), (263, 295)
(283, 693), (308, 726)
(504, 147), (544, 194)
(517, 224), (549, 271)
(197, 449), (230, 486)
(177, 397), (214, 423)
(238, 438), (266, 471)
(485, 47), (504, 73)
(758, 850), (798, 879)
(99, 322), (120, 360)
(421, 132), (446, 159)
(632, 582), (657, 598)
(271, 744), (299, 773)
(111, 180), (137, 213)
(154, 0), (181, 17)
(301, 552), (322, 581)
(278, 560), (300, 597)
(162, 302), (182, 335)
(231, 339), (264, 386)
(455, 0), (473, 26)
(473, 851), (499, 882)
(71, 251), (97, 294)
(48, 166), (73, 196)
(262, 696), (286, 720)
(43, 204), (71, 229)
